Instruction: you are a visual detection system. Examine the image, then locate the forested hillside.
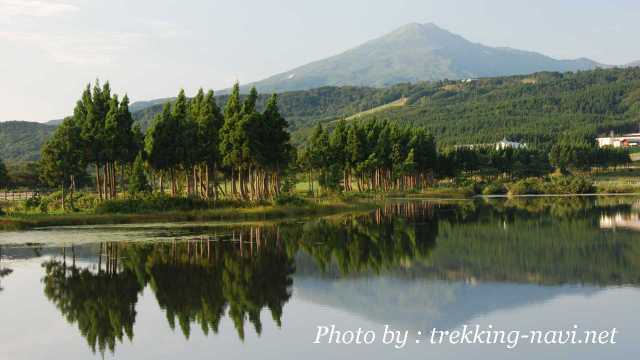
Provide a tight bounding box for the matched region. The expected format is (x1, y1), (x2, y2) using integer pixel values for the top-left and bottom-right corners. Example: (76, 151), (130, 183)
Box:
(0, 121), (56, 161)
(132, 86), (406, 131)
(335, 67), (640, 147)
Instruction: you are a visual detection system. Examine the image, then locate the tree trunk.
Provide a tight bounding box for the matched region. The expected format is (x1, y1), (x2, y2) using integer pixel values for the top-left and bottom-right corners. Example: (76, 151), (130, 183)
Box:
(61, 181), (65, 212)
(69, 175), (75, 210)
(103, 163), (109, 200)
(170, 169), (176, 196)
(95, 163), (103, 201)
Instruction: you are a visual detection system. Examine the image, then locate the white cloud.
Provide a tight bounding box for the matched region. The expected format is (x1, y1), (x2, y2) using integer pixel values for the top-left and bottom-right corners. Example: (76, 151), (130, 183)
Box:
(0, 0), (79, 18)
(0, 31), (144, 65)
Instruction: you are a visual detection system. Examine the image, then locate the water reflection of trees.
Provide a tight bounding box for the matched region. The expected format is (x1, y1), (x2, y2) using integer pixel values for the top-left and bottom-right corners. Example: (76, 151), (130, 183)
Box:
(120, 233), (294, 340)
(288, 202), (439, 276)
(42, 233), (295, 353)
(429, 197), (640, 285)
(0, 246), (13, 292)
(42, 245), (140, 354)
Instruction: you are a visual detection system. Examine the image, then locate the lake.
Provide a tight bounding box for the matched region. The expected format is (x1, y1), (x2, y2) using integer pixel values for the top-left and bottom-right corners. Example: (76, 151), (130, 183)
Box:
(1, 196), (639, 359)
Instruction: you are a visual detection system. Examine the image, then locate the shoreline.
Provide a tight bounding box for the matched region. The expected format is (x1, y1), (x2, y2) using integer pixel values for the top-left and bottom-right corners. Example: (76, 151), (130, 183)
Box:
(2, 191), (640, 232)
(0, 200), (379, 232)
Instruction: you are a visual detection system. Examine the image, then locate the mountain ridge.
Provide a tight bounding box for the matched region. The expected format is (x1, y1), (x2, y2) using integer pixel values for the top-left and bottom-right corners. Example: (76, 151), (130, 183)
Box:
(241, 22), (605, 93)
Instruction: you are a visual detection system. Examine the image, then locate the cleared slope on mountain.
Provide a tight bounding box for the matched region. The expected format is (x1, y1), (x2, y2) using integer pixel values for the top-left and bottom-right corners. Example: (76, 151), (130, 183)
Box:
(132, 85), (407, 131)
(245, 22), (602, 93)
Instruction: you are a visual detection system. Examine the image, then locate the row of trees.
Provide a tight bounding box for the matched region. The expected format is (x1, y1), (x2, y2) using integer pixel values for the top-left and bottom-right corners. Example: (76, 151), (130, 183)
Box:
(144, 84), (292, 201)
(40, 81), (141, 207)
(301, 120), (438, 192)
(39, 81), (293, 205)
(300, 121), (632, 193)
(549, 136), (631, 172)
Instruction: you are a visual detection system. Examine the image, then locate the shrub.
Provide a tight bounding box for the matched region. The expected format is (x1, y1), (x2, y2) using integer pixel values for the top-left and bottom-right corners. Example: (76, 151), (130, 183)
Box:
(24, 195), (41, 210)
(544, 177), (595, 194)
(482, 183), (507, 195)
(94, 194), (243, 214)
(507, 178), (544, 196)
(274, 194), (308, 206)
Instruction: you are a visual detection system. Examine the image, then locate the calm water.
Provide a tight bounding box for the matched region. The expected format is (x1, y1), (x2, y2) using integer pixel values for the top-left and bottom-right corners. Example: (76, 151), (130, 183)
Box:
(1, 197), (640, 359)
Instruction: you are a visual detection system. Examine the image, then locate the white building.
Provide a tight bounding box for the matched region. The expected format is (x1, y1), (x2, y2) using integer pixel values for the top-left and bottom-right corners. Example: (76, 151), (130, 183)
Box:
(596, 133), (640, 148)
(495, 138), (526, 150)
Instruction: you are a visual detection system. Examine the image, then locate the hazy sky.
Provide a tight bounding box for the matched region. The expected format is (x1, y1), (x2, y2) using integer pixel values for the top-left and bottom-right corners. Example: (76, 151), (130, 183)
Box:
(2, 0), (640, 121)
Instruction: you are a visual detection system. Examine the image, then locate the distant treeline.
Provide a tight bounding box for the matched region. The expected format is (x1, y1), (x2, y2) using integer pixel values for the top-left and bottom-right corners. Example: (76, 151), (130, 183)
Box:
(300, 120), (631, 193)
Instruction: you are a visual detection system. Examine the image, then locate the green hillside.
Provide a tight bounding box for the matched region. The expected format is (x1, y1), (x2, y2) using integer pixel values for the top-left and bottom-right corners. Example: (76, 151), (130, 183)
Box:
(132, 85), (407, 131)
(0, 121), (56, 161)
(338, 67), (640, 147)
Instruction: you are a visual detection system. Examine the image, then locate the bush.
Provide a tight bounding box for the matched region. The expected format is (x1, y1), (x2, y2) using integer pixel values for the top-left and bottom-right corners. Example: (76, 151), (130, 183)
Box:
(507, 178), (544, 196)
(274, 194), (308, 206)
(24, 194), (41, 210)
(482, 183), (507, 195)
(94, 194), (242, 214)
(544, 176), (595, 194)
(507, 177), (595, 196)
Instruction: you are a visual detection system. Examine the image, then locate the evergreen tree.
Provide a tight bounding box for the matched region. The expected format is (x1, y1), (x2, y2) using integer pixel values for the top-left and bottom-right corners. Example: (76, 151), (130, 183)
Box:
(145, 104), (174, 194)
(40, 117), (86, 210)
(192, 89), (223, 198)
(219, 83), (243, 197)
(128, 152), (151, 195)
(0, 158), (8, 189)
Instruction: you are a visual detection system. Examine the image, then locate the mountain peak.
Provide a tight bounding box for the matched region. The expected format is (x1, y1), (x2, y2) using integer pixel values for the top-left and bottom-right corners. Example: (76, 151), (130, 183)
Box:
(243, 23), (601, 93)
(386, 22), (451, 38)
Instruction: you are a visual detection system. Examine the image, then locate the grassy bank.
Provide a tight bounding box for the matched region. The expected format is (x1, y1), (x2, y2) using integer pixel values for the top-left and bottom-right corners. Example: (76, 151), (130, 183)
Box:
(0, 197), (378, 231)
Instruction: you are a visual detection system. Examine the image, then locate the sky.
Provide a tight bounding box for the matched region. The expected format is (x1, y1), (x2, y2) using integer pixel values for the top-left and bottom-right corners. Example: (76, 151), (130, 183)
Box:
(1, 0), (640, 122)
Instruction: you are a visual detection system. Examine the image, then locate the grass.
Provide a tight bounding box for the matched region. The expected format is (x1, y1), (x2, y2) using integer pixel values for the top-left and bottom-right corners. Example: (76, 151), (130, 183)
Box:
(588, 167), (640, 194)
(0, 198), (379, 231)
(3, 167), (640, 231)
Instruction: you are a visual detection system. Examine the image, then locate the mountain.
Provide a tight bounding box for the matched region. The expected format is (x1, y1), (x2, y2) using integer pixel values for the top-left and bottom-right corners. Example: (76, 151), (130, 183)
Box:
(0, 121), (56, 161)
(626, 60), (640, 67)
(44, 119), (64, 126)
(244, 22), (603, 93)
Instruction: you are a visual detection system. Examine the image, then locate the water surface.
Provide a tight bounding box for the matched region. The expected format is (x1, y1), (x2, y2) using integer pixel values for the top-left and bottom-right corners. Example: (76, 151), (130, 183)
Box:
(1, 197), (639, 359)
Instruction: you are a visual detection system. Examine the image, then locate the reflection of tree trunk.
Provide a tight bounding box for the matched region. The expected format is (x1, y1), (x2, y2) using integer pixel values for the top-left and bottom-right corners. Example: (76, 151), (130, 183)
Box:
(98, 243), (103, 273)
